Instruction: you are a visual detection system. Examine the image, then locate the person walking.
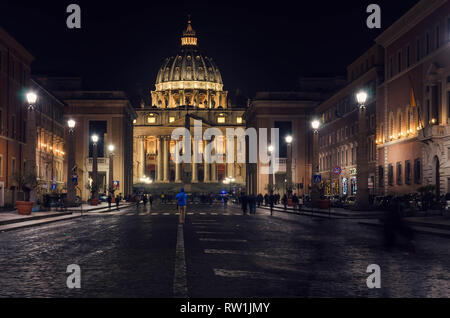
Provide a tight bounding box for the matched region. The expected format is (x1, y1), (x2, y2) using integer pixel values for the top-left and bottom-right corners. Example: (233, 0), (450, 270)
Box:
(292, 194), (299, 211)
(107, 194), (112, 210)
(176, 188), (188, 224)
(257, 193), (263, 208)
(240, 192), (248, 215)
(269, 191), (275, 216)
(149, 193), (153, 207)
(249, 194), (257, 214)
(143, 194), (148, 206)
(115, 194), (120, 210)
(282, 194), (288, 210)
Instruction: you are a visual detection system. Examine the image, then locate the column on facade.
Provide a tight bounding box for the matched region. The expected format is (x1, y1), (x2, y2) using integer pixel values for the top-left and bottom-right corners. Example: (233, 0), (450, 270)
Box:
(163, 136), (169, 182)
(211, 137), (217, 182)
(227, 136), (234, 178)
(157, 136), (163, 182)
(139, 136), (146, 178)
(191, 137), (198, 183)
(204, 140), (210, 183)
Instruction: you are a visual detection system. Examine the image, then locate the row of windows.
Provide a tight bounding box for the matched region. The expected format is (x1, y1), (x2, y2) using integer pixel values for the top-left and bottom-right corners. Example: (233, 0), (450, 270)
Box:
(0, 49), (27, 84)
(136, 115), (243, 125)
(388, 18), (450, 79)
(378, 159), (421, 187)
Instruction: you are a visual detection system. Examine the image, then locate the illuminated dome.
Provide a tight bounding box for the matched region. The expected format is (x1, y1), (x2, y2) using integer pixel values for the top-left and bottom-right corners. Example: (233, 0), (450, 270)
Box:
(155, 20), (223, 92)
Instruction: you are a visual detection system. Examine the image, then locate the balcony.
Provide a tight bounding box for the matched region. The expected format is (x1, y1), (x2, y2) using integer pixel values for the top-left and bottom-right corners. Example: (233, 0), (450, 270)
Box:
(417, 125), (450, 142)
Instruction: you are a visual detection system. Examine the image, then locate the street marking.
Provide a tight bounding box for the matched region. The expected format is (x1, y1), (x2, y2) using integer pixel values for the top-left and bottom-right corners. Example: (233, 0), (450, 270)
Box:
(199, 238), (247, 242)
(126, 213), (134, 216)
(196, 231), (235, 235)
(211, 213), (218, 215)
(173, 224), (188, 298)
(213, 269), (286, 281)
(205, 249), (272, 258)
(163, 213), (170, 215)
(187, 213), (194, 215)
(199, 213), (206, 215)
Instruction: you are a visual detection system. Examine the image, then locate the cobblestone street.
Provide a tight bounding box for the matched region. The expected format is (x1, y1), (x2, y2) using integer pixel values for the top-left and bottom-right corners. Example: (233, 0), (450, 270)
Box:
(0, 203), (449, 297)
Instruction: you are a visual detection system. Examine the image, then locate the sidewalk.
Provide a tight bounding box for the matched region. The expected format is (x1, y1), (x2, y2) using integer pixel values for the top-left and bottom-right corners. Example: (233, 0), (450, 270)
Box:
(0, 202), (134, 232)
(255, 203), (450, 238)
(257, 203), (384, 219)
(359, 216), (450, 238)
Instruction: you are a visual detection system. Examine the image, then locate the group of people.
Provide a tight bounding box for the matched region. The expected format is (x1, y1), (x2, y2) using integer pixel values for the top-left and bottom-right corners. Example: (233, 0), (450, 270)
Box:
(106, 193), (123, 210)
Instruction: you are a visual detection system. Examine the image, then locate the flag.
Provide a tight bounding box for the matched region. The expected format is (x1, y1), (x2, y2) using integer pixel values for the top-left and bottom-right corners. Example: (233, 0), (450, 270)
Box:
(410, 88), (416, 107)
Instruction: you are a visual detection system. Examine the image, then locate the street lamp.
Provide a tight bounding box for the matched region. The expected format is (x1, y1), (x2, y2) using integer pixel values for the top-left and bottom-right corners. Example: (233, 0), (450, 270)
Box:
(356, 90), (368, 108)
(91, 134), (99, 205)
(108, 144), (115, 200)
(311, 118), (321, 207)
(66, 119), (77, 206)
(268, 145), (274, 192)
(285, 135), (293, 196)
(355, 90), (369, 210)
(311, 119), (320, 132)
(25, 90), (38, 203)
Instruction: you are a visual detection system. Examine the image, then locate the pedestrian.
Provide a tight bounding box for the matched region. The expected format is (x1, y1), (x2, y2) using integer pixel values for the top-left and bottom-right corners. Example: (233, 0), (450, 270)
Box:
(292, 194), (299, 211)
(115, 194), (120, 210)
(107, 194), (112, 210)
(282, 194), (288, 210)
(149, 193), (153, 207)
(161, 192), (165, 204)
(264, 193), (269, 206)
(249, 194), (256, 214)
(269, 190), (275, 216)
(240, 192), (248, 215)
(176, 188), (188, 224)
(143, 194), (148, 206)
(257, 193), (263, 208)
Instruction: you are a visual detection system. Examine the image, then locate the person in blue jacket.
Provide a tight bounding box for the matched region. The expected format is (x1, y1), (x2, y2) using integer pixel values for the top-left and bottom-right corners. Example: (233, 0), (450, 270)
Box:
(176, 188), (188, 224)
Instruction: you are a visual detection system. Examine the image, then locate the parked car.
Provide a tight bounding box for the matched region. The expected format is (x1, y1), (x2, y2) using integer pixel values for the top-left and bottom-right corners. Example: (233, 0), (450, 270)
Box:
(343, 196), (356, 208)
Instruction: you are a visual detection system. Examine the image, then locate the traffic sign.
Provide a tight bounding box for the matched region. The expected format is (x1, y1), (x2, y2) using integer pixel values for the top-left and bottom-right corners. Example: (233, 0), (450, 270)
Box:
(333, 166), (342, 175)
(72, 175), (78, 186)
(313, 174), (322, 183)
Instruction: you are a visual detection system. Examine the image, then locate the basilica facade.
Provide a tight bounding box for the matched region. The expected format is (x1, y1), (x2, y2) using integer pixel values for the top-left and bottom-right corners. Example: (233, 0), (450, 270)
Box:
(133, 21), (247, 194)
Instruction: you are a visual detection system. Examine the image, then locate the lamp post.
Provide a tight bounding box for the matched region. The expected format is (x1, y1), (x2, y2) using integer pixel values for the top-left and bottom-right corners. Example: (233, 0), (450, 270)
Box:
(356, 90), (369, 210)
(268, 145), (274, 192)
(66, 119), (76, 206)
(285, 135), (293, 195)
(108, 144), (115, 200)
(25, 91), (38, 202)
(311, 119), (321, 207)
(91, 134), (99, 205)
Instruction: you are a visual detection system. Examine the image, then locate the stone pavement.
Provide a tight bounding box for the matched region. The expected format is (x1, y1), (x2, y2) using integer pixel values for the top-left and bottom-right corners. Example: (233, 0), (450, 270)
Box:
(0, 202), (134, 232)
(0, 202), (449, 297)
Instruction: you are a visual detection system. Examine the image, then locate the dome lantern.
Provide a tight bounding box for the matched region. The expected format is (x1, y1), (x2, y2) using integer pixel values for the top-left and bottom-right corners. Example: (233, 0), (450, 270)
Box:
(181, 18), (197, 47)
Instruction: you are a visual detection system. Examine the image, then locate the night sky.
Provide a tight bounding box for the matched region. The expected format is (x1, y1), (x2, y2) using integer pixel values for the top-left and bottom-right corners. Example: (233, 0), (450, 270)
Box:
(0, 0), (419, 103)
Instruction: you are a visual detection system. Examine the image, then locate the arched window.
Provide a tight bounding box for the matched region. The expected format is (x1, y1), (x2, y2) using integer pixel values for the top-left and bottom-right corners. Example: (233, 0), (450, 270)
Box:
(389, 113), (394, 139)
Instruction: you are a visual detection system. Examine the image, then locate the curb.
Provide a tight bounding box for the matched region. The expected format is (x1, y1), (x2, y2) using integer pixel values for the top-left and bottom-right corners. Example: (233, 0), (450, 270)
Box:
(358, 220), (450, 239)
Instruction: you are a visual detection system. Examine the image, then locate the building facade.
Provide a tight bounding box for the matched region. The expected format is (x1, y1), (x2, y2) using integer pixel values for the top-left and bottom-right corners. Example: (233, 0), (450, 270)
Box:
(31, 79), (67, 196)
(133, 20), (247, 194)
(316, 45), (384, 198)
(36, 77), (136, 201)
(245, 78), (345, 196)
(375, 0), (450, 196)
(0, 27), (33, 207)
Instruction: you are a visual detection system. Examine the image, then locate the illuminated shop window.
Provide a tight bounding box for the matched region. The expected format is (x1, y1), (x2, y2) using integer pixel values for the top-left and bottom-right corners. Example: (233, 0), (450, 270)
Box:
(169, 116), (175, 123)
(217, 116), (225, 124)
(147, 115), (156, 124)
(236, 117), (243, 124)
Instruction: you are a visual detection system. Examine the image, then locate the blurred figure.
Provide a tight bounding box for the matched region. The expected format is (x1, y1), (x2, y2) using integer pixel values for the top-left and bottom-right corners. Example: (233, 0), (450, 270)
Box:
(269, 191), (275, 216)
(382, 197), (415, 253)
(292, 194), (299, 211)
(149, 193), (153, 207)
(115, 194), (120, 210)
(282, 194), (288, 210)
(257, 193), (263, 208)
(240, 192), (248, 215)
